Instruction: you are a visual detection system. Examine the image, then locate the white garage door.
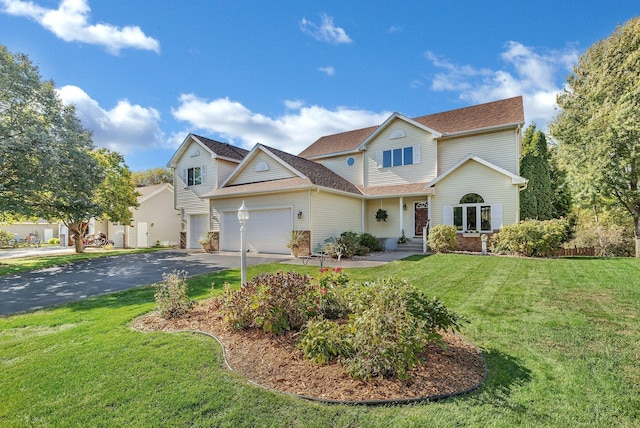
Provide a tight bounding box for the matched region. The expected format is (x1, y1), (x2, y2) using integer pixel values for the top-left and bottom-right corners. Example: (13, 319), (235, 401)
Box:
(189, 214), (209, 249)
(221, 208), (292, 254)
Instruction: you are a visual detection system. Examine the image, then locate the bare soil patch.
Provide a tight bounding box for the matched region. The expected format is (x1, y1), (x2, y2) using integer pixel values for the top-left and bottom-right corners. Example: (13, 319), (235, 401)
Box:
(133, 300), (485, 403)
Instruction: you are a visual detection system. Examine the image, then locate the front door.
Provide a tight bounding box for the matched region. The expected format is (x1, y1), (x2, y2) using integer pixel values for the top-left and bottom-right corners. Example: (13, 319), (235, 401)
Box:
(414, 202), (429, 236)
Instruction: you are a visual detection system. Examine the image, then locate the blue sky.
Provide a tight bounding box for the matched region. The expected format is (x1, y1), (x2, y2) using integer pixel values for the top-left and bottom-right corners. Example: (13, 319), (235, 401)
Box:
(1, 1), (637, 171)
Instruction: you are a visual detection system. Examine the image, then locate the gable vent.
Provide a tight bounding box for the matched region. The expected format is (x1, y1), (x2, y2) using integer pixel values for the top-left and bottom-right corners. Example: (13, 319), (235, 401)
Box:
(389, 129), (406, 139)
(255, 161), (270, 172)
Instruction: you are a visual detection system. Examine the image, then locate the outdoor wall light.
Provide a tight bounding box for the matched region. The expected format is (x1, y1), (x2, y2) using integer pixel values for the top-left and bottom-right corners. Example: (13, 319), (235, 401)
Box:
(297, 210), (303, 219)
(403, 203), (407, 210)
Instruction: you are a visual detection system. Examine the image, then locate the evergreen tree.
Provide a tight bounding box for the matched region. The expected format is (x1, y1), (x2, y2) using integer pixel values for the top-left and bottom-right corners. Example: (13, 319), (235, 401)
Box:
(519, 124), (554, 220)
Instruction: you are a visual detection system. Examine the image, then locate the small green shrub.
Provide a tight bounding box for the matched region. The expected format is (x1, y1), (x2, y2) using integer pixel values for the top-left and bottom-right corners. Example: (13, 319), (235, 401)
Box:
(153, 270), (193, 319)
(0, 230), (13, 246)
(48, 237), (60, 245)
(491, 218), (570, 257)
(428, 225), (458, 253)
(359, 232), (383, 252)
(217, 271), (316, 335)
(297, 319), (354, 364)
(102, 243), (114, 250)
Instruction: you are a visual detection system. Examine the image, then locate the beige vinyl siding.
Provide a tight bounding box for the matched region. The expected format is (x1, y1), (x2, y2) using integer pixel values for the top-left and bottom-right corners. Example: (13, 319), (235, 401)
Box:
(430, 160), (519, 228)
(217, 159), (240, 187)
(133, 188), (181, 247)
(175, 141), (218, 215)
(315, 153), (364, 186)
(365, 119), (437, 187)
(310, 191), (361, 249)
(230, 151), (297, 185)
(437, 129), (518, 176)
(365, 198), (401, 238)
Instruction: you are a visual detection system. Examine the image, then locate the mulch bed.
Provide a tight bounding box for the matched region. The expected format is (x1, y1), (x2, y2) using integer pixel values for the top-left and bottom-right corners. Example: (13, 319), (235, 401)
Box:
(132, 300), (486, 403)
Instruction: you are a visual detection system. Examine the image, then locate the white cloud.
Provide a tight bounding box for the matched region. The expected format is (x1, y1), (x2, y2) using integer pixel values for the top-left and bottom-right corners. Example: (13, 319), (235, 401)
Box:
(318, 66), (335, 76)
(0, 0), (160, 54)
(424, 42), (579, 130)
(300, 13), (353, 44)
(57, 85), (165, 154)
(172, 95), (390, 155)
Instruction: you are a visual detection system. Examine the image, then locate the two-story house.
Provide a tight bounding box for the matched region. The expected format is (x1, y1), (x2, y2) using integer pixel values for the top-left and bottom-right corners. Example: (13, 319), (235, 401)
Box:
(168, 96), (527, 253)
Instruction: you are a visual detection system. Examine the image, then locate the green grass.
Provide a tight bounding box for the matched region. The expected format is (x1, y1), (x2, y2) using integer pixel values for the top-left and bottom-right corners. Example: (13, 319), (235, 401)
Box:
(1, 254), (639, 427)
(0, 248), (161, 276)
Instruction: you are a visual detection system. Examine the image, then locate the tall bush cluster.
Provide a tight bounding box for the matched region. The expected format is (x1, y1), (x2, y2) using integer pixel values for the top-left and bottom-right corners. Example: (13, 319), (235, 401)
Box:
(216, 270), (465, 380)
(491, 218), (571, 257)
(427, 225), (458, 253)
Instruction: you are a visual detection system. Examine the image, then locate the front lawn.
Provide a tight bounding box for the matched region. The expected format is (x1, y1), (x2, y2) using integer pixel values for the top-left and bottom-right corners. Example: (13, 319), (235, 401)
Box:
(1, 255), (638, 427)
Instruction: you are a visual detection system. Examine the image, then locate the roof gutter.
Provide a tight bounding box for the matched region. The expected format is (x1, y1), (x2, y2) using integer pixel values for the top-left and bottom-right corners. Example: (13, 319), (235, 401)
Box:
(436, 121), (525, 140)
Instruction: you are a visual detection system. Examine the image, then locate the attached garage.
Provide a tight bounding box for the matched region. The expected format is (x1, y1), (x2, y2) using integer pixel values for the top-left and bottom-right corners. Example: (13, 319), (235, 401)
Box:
(189, 214), (209, 249)
(220, 207), (292, 254)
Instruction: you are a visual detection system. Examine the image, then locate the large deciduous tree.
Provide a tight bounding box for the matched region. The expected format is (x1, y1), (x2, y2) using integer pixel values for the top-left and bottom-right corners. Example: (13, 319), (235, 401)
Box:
(1, 46), (140, 253)
(550, 17), (640, 257)
(132, 167), (173, 186)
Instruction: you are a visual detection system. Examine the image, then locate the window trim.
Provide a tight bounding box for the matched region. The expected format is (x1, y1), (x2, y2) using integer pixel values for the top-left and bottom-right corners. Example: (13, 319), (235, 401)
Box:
(185, 166), (203, 187)
(452, 203), (493, 233)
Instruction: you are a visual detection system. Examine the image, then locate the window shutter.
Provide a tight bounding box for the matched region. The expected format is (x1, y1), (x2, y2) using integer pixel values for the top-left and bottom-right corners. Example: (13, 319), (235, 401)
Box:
(443, 205), (453, 226)
(201, 165), (206, 185)
(375, 151), (383, 168)
(491, 203), (503, 230)
(413, 145), (421, 164)
(182, 168), (187, 185)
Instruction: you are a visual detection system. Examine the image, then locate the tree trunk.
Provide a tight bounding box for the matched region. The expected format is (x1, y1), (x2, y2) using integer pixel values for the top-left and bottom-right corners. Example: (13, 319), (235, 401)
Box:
(68, 222), (86, 254)
(634, 217), (640, 258)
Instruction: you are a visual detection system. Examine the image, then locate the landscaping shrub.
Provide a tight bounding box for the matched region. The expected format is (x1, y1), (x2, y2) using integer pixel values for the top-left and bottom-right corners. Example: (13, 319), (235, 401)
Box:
(217, 271), (317, 335)
(323, 231), (382, 259)
(491, 218), (570, 257)
(299, 276), (466, 380)
(427, 225), (458, 253)
(342, 278), (465, 380)
(0, 230), (12, 246)
(153, 270), (193, 319)
(359, 232), (383, 252)
(217, 269), (465, 380)
(48, 237), (60, 245)
(297, 319), (354, 364)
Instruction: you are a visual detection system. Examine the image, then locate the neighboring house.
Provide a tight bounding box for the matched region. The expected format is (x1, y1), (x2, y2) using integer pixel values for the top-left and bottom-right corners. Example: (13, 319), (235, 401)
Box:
(167, 134), (249, 249)
(108, 183), (181, 248)
(0, 221), (60, 243)
(169, 96), (527, 254)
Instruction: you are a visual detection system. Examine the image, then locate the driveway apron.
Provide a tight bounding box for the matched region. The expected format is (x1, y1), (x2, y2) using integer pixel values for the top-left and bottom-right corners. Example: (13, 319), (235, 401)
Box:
(0, 250), (284, 316)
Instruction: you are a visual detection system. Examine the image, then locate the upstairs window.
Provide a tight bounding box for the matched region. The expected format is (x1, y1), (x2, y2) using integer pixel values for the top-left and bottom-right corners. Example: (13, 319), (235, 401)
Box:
(378, 145), (420, 168)
(186, 166), (202, 186)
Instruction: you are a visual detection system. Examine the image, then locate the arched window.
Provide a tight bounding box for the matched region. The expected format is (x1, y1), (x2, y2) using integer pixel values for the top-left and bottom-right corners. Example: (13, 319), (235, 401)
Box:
(453, 193), (492, 232)
(459, 193), (484, 204)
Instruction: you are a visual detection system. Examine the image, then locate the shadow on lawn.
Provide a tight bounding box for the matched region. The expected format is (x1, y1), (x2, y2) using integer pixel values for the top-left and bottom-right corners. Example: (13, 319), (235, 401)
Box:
(470, 348), (532, 408)
(65, 269), (239, 314)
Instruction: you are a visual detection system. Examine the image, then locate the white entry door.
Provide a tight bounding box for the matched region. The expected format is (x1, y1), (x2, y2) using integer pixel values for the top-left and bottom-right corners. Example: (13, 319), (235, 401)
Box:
(220, 208), (292, 254)
(137, 222), (148, 248)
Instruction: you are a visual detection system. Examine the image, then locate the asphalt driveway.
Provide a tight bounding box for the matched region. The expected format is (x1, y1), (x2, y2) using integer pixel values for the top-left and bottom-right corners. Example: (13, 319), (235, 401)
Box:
(0, 250), (289, 316)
